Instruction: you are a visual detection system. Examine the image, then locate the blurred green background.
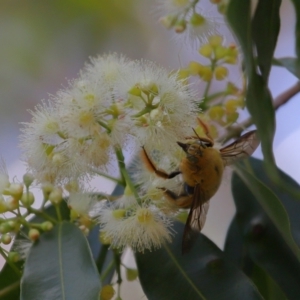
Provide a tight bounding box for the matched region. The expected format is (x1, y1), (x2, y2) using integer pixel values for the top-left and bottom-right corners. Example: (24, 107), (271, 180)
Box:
(0, 0), (183, 165)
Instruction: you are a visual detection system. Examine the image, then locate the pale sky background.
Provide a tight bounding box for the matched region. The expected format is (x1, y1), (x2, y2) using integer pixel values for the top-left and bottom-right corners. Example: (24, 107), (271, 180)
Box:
(1, 0), (299, 299)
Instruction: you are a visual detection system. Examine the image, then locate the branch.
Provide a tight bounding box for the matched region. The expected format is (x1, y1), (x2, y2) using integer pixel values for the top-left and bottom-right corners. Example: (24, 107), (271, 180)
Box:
(218, 81), (300, 143)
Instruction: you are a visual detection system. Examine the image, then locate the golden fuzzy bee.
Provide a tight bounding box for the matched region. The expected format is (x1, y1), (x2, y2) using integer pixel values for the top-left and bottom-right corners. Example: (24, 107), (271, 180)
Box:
(141, 119), (259, 253)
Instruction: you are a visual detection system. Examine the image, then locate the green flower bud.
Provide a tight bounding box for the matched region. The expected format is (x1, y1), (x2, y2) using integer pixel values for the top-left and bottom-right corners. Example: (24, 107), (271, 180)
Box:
(208, 106), (225, 120)
(214, 66), (228, 80)
(20, 192), (35, 206)
(41, 221), (53, 232)
(199, 44), (213, 58)
(208, 35), (223, 47)
(126, 268), (139, 281)
(23, 173), (34, 188)
(3, 183), (23, 200)
(49, 187), (63, 204)
(29, 228), (40, 241)
(8, 251), (20, 263)
(1, 233), (12, 245)
(100, 285), (115, 300)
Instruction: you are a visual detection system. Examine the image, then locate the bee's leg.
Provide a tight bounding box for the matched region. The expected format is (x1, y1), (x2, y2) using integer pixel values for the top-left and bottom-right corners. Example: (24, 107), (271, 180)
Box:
(140, 147), (181, 179)
(196, 118), (214, 146)
(161, 188), (193, 208)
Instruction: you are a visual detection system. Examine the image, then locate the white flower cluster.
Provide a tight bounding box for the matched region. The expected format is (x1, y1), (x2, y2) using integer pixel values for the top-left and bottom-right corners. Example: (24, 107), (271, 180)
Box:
(19, 53), (199, 252)
(20, 53), (196, 184)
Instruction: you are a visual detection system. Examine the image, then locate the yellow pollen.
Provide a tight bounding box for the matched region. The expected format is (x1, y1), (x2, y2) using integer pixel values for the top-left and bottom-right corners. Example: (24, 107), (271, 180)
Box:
(137, 208), (153, 223)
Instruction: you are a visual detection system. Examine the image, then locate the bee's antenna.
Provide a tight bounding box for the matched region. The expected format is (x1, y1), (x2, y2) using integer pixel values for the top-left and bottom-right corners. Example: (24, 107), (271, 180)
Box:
(192, 128), (201, 141)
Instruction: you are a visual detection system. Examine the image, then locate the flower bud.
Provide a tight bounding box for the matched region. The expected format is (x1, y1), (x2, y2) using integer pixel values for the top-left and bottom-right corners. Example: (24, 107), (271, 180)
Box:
(226, 112), (239, 124)
(23, 173), (34, 188)
(0, 197), (8, 213)
(21, 192), (35, 206)
(188, 61), (203, 76)
(225, 99), (240, 113)
(41, 221), (53, 232)
(49, 187), (63, 204)
(42, 182), (54, 199)
(1, 233), (12, 245)
(209, 35), (223, 47)
(208, 106), (224, 120)
(126, 268), (139, 281)
(0, 223), (11, 234)
(29, 228), (40, 241)
(214, 66), (228, 80)
(214, 46), (227, 60)
(198, 66), (213, 81)
(7, 220), (20, 232)
(6, 197), (19, 211)
(8, 251), (20, 263)
(3, 183), (23, 200)
(100, 285), (115, 300)
(199, 44), (213, 58)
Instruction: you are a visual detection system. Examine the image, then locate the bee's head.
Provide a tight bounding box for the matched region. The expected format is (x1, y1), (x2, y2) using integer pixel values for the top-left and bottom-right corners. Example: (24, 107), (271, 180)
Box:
(177, 140), (211, 156)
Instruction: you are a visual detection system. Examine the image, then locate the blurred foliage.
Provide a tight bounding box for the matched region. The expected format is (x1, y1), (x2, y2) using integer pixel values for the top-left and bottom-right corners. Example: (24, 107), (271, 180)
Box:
(0, 0), (153, 163)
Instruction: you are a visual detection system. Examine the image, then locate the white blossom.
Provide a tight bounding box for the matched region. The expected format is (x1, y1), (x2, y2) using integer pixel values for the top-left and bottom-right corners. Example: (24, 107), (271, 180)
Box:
(98, 203), (173, 252)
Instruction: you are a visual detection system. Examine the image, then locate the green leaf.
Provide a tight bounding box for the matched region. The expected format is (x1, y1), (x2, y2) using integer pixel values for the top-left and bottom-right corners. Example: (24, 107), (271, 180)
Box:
(20, 222), (101, 300)
(234, 159), (300, 260)
(0, 202), (70, 299)
(0, 263), (21, 300)
(224, 217), (253, 275)
(225, 217), (287, 300)
(272, 57), (300, 78)
(252, 0), (281, 81)
(290, 0), (300, 60)
(135, 222), (263, 300)
(226, 0), (277, 178)
(251, 264), (287, 300)
(232, 158), (300, 299)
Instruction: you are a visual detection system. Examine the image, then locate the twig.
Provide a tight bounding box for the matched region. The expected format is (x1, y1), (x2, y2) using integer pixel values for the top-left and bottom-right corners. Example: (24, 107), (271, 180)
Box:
(218, 81), (300, 143)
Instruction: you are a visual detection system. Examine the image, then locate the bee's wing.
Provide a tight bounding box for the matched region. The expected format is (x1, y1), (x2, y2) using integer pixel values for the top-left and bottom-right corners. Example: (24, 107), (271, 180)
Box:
(220, 130), (260, 166)
(182, 184), (209, 254)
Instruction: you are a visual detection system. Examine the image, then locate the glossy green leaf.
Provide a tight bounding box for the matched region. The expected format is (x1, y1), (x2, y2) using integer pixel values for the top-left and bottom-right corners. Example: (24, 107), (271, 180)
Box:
(273, 57), (300, 78)
(225, 218), (287, 300)
(20, 222), (101, 300)
(0, 202), (70, 299)
(234, 159), (300, 261)
(232, 157), (300, 299)
(251, 264), (287, 300)
(226, 0), (277, 177)
(136, 222), (263, 300)
(0, 263), (21, 300)
(290, 0), (300, 59)
(252, 0), (281, 81)
(224, 217), (253, 275)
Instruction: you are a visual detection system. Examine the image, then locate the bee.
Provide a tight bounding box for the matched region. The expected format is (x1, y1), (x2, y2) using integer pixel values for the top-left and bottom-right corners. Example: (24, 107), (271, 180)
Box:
(141, 119), (259, 253)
